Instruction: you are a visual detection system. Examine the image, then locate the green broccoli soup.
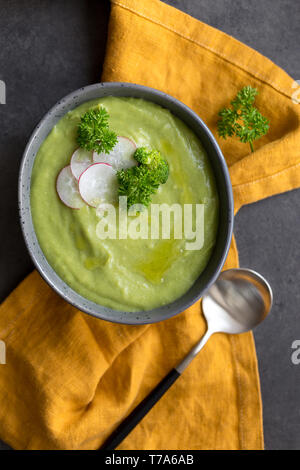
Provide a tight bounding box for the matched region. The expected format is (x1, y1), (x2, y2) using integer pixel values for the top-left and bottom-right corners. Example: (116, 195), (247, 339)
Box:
(31, 97), (219, 311)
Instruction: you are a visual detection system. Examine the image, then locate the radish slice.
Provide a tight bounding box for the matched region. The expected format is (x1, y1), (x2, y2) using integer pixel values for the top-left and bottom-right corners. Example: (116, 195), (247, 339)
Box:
(56, 166), (84, 209)
(70, 148), (93, 180)
(79, 163), (118, 208)
(93, 136), (137, 171)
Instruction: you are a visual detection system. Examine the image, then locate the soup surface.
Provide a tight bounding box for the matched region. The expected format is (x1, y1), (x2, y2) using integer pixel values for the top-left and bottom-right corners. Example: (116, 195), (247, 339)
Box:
(31, 97), (219, 311)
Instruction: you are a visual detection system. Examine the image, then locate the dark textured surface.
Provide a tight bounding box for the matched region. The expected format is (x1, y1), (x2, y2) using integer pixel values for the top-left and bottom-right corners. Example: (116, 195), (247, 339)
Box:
(0, 0), (299, 450)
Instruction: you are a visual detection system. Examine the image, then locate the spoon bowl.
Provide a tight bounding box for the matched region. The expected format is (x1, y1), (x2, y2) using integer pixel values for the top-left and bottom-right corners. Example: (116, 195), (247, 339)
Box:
(202, 268), (273, 335)
(176, 268), (273, 373)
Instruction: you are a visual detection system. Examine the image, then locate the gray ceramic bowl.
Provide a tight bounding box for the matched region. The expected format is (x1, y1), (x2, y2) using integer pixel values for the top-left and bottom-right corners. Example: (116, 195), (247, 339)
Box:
(19, 82), (233, 325)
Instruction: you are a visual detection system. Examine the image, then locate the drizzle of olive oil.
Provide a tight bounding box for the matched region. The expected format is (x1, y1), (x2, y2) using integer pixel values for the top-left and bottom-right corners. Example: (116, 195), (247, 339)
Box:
(75, 235), (87, 251)
(160, 139), (195, 204)
(135, 238), (184, 283)
(84, 254), (108, 271)
(161, 139), (173, 155)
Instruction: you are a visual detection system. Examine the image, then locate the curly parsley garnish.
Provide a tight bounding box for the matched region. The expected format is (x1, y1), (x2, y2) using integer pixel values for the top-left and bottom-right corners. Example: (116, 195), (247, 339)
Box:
(217, 86), (269, 152)
(77, 106), (117, 154)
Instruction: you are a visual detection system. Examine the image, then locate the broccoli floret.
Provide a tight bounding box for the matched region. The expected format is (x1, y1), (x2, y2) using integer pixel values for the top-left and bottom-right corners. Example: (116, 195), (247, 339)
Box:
(134, 148), (169, 184)
(116, 147), (169, 208)
(134, 147), (151, 165)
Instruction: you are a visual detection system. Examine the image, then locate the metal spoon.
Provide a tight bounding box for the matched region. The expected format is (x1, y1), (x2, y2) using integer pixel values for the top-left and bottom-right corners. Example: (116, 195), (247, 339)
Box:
(101, 268), (273, 450)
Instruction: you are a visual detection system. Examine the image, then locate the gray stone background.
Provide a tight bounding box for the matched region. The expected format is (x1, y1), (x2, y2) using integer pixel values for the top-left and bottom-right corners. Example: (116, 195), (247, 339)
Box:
(0, 0), (299, 450)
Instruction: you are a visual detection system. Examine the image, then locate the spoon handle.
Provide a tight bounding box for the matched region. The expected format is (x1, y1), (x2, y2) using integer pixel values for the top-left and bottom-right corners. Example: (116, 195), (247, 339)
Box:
(100, 369), (180, 450)
(175, 330), (212, 374)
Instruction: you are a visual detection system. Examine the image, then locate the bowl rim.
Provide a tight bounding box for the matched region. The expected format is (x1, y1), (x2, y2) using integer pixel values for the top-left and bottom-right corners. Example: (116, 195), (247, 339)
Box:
(19, 81), (234, 325)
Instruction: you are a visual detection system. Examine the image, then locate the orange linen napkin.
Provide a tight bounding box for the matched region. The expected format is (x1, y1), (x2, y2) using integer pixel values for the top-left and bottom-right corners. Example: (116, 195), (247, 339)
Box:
(0, 0), (300, 450)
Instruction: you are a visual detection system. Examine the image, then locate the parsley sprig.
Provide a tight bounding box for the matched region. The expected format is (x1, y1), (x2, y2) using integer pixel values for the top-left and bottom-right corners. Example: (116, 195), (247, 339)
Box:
(77, 106), (117, 154)
(217, 86), (269, 152)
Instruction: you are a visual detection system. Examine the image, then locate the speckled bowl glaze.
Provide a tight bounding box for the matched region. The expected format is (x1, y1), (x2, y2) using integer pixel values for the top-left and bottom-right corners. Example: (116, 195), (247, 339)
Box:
(19, 82), (233, 324)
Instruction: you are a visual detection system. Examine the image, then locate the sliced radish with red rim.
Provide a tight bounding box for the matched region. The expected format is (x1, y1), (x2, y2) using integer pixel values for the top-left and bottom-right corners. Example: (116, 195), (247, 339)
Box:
(78, 163), (118, 208)
(93, 136), (137, 171)
(70, 148), (93, 180)
(56, 166), (84, 209)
